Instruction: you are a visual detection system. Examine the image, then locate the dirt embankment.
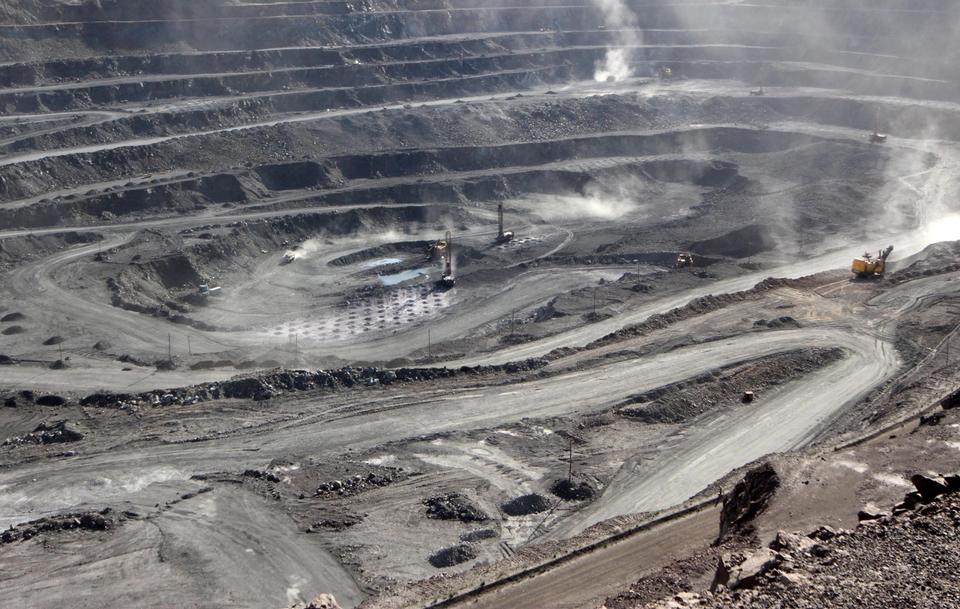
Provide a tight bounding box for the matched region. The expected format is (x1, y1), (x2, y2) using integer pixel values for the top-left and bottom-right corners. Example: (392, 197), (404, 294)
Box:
(77, 358), (549, 411)
(617, 348), (844, 424)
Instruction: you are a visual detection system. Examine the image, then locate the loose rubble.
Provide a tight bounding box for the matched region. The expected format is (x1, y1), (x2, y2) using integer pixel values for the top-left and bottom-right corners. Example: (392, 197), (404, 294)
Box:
(423, 493), (489, 522)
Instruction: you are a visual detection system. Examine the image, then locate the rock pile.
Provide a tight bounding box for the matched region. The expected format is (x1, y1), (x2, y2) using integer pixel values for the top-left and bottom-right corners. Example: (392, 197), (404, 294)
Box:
(501, 493), (552, 516)
(3, 420), (83, 447)
(315, 471), (398, 498)
(460, 528), (498, 542)
(1, 509), (119, 543)
(428, 542), (479, 568)
(424, 493), (488, 522)
(550, 478), (597, 501)
(77, 359), (548, 409)
(752, 316), (800, 329)
(646, 470), (960, 609)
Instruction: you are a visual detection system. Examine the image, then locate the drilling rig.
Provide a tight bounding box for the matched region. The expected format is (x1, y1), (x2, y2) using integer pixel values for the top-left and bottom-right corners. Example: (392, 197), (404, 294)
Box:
(438, 231), (456, 289)
(495, 203), (514, 244)
(870, 110), (887, 143)
(852, 245), (894, 278)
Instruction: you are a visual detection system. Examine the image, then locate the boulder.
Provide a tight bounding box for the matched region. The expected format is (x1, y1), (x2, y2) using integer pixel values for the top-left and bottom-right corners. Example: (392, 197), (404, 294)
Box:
(711, 548), (780, 591)
(858, 508), (891, 522)
(808, 525), (838, 541)
(943, 472), (960, 492)
(769, 530), (814, 554)
(305, 594), (341, 609)
(910, 473), (950, 502)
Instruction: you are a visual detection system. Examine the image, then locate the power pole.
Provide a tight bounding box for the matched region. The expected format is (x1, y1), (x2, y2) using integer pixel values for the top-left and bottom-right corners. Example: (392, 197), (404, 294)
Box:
(167, 333), (172, 363)
(187, 335), (192, 355)
(567, 438), (574, 482)
(427, 328), (432, 358)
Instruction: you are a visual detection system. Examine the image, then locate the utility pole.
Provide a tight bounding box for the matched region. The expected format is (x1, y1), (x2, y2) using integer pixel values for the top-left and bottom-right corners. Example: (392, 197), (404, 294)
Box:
(187, 335), (192, 355)
(428, 328), (432, 358)
(636, 260), (641, 290)
(567, 438), (574, 482)
(167, 333), (172, 363)
(593, 288), (598, 316)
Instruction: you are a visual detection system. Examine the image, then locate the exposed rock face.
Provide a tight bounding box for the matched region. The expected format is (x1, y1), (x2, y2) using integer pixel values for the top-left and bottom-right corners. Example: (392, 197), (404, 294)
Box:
(650, 471), (960, 609)
(717, 462), (780, 541)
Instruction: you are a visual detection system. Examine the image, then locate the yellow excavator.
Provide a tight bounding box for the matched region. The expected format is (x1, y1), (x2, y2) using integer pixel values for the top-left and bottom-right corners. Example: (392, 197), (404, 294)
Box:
(852, 245), (893, 278)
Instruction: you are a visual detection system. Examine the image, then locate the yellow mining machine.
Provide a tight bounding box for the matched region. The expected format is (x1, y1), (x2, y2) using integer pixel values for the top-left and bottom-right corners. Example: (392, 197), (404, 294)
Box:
(852, 245), (893, 278)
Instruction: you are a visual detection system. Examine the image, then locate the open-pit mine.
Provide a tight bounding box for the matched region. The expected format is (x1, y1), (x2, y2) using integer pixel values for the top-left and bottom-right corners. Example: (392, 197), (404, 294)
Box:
(1, 1), (959, 608)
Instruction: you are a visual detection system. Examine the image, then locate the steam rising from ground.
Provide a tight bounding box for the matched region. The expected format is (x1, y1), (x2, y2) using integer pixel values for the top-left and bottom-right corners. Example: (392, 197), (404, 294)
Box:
(593, 0), (640, 82)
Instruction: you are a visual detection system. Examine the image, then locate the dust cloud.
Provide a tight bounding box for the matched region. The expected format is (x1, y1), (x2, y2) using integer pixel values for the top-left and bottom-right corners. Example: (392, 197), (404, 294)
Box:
(515, 174), (651, 222)
(592, 0), (640, 82)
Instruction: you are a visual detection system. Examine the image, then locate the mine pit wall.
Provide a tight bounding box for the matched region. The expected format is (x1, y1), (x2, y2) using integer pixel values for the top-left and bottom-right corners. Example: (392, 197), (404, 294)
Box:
(3, 88), (947, 208)
(0, 126), (799, 209)
(0, 3), (957, 64)
(0, 231), (100, 267)
(0, 90), (953, 215)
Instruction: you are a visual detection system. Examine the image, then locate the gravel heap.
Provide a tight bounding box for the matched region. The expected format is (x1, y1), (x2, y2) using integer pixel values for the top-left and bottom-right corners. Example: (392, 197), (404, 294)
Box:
(1, 508), (118, 543)
(460, 528), (499, 543)
(424, 493), (489, 522)
(550, 478), (597, 501)
(501, 493), (552, 516)
(2, 420), (83, 446)
(428, 543), (479, 568)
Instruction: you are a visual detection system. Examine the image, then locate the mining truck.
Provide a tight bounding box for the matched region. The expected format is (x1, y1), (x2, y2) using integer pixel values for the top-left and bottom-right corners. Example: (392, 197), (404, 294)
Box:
(657, 66), (673, 80)
(852, 245), (894, 278)
(675, 252), (694, 269)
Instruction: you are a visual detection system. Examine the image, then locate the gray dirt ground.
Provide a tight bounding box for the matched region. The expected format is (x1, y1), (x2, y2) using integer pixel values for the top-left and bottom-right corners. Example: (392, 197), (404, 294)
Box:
(1, 1), (960, 608)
